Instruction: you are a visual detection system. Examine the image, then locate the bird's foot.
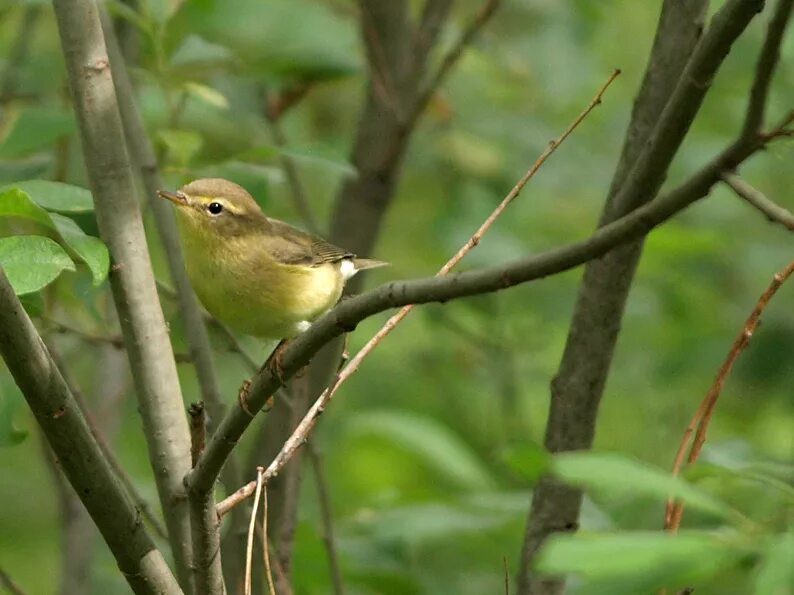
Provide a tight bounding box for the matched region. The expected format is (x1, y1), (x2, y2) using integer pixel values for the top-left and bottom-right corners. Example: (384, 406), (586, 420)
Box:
(261, 338), (290, 385)
(237, 378), (254, 417)
(237, 378), (275, 416)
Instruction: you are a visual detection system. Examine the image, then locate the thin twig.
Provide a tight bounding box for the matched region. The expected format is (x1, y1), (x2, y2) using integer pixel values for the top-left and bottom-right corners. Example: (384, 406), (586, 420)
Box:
(245, 468), (265, 595)
(46, 318), (125, 348)
(213, 68), (620, 513)
(503, 556), (509, 595)
(665, 259), (794, 532)
(308, 443), (345, 595)
(262, 487), (277, 595)
(0, 566), (26, 595)
(722, 173), (794, 230)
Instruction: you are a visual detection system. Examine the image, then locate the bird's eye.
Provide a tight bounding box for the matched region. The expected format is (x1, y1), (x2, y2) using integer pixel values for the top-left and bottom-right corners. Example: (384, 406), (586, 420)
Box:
(207, 202), (224, 215)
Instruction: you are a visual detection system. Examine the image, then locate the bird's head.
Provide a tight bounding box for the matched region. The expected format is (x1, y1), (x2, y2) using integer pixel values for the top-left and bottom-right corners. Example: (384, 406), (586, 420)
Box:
(157, 178), (266, 241)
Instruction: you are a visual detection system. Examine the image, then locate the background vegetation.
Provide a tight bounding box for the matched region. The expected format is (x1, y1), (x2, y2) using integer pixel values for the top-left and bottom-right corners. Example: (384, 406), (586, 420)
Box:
(0, 1), (791, 594)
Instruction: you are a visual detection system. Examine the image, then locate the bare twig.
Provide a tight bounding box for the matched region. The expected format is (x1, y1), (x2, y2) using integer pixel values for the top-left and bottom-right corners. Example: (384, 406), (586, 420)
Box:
(0, 566), (27, 595)
(262, 487), (277, 595)
(245, 468), (265, 595)
(722, 173), (794, 230)
(52, 0), (194, 586)
(46, 318), (124, 349)
(212, 68), (620, 512)
(503, 556), (509, 595)
(665, 259), (794, 532)
(308, 443), (345, 595)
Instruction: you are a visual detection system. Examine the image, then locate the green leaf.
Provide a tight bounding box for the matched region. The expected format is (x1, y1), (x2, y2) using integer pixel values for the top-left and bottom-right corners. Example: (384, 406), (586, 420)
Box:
(237, 144), (357, 179)
(346, 410), (495, 490)
(754, 532), (794, 595)
(552, 452), (736, 521)
(49, 214), (109, 286)
(184, 82), (229, 109)
(0, 107), (74, 158)
(0, 235), (75, 295)
(170, 35), (234, 67)
(18, 291), (44, 317)
(158, 129), (203, 166)
(4, 180), (94, 213)
(0, 187), (54, 228)
(535, 531), (733, 592)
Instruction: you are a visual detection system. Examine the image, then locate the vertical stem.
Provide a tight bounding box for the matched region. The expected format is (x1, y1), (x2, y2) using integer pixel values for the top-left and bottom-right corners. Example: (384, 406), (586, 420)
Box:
(0, 269), (182, 595)
(50, 0), (193, 589)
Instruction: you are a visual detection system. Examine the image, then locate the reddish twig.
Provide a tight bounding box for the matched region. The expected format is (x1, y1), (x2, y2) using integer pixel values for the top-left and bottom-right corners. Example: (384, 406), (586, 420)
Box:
(262, 486), (276, 595)
(665, 259), (794, 532)
(215, 68), (621, 516)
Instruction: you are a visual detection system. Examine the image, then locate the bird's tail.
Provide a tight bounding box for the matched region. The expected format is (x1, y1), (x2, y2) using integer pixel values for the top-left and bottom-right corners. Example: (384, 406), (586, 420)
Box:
(353, 258), (389, 271)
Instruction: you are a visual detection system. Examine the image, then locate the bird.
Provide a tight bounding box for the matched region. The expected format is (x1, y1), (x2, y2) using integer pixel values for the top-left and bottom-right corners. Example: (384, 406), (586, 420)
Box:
(157, 178), (387, 341)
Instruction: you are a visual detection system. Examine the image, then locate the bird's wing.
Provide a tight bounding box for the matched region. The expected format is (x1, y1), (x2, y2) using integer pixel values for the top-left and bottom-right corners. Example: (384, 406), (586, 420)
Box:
(264, 218), (353, 266)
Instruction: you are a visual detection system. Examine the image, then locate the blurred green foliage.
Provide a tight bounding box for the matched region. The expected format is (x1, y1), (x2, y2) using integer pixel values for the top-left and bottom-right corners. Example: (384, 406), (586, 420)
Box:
(0, 0), (792, 594)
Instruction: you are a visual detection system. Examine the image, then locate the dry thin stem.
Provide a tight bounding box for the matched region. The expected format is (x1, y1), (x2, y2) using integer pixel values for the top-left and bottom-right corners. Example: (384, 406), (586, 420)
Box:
(216, 68), (620, 514)
(722, 173), (794, 231)
(665, 259), (794, 532)
(262, 487), (277, 595)
(245, 467), (265, 595)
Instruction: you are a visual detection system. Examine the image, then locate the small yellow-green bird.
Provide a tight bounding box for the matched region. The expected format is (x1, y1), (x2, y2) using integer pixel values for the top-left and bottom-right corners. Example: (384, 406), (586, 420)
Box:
(158, 178), (387, 340)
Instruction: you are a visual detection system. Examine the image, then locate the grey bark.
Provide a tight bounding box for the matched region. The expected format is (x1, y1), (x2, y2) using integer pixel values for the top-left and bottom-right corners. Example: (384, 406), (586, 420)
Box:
(50, 0), (193, 588)
(99, 10), (237, 592)
(0, 269), (182, 595)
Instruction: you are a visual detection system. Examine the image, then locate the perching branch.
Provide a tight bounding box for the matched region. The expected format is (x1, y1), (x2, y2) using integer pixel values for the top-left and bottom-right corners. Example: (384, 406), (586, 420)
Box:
(0, 269), (182, 595)
(722, 173), (794, 230)
(665, 259), (794, 532)
(206, 101), (789, 514)
(51, 0), (194, 587)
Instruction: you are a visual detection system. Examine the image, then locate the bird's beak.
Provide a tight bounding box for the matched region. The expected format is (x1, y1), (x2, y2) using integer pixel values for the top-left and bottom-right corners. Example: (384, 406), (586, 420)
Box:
(157, 189), (189, 207)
